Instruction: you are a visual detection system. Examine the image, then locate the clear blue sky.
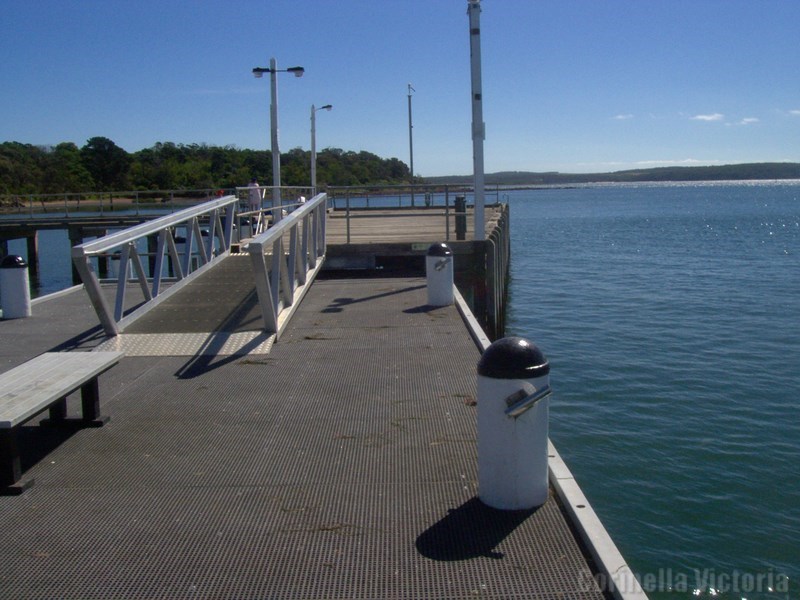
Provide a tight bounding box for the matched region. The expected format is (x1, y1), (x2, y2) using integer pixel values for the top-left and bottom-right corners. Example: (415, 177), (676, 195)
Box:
(3, 0), (800, 176)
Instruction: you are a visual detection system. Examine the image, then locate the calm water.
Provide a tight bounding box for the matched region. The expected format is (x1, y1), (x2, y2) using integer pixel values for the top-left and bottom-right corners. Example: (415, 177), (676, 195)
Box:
(6, 183), (799, 598)
(506, 182), (799, 599)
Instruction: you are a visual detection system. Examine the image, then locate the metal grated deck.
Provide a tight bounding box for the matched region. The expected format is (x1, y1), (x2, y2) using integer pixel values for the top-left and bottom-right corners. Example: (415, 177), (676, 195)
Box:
(96, 331), (275, 356)
(0, 270), (606, 599)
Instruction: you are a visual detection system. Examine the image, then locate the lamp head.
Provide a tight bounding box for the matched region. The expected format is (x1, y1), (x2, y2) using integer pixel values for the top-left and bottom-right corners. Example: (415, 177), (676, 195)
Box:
(321, 104), (332, 111)
(252, 67), (268, 78)
(288, 66), (305, 78)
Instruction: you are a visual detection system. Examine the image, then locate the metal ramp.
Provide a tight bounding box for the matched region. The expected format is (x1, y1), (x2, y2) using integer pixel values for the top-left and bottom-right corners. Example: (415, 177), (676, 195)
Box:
(97, 255), (275, 356)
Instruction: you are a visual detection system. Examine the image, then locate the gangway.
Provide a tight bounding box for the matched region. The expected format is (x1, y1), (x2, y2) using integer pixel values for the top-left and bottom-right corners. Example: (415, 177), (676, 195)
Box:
(71, 193), (327, 338)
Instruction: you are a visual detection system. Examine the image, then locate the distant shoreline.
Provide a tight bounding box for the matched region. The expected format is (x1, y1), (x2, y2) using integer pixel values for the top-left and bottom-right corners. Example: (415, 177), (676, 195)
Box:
(424, 162), (800, 186)
(485, 179), (800, 192)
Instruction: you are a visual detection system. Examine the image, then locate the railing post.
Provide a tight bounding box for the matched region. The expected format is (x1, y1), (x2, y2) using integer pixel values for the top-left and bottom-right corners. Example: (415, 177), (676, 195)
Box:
(288, 225), (299, 295)
(271, 238), (284, 314)
(249, 240), (278, 335)
(152, 230), (167, 296)
(223, 202), (236, 248)
(301, 213), (311, 274)
(320, 201), (327, 256)
(72, 249), (119, 336)
(445, 186), (451, 241)
(346, 193), (351, 243)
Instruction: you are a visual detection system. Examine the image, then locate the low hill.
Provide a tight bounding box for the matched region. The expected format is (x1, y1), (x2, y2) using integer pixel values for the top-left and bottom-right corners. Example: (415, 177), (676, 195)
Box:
(424, 162), (800, 186)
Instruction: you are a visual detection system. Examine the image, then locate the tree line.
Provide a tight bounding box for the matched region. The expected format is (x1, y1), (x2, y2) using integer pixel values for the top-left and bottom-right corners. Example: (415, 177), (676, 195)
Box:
(0, 137), (415, 195)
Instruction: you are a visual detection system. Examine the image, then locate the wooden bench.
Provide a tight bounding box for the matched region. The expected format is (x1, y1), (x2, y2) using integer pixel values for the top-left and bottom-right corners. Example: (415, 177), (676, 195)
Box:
(0, 351), (124, 494)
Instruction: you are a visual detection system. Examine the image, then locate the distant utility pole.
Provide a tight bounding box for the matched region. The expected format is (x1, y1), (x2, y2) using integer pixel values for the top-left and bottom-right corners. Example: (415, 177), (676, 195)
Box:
(407, 83), (415, 184)
(468, 0), (485, 241)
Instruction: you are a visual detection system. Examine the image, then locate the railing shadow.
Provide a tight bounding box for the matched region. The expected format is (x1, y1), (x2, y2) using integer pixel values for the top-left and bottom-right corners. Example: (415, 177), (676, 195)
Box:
(174, 332), (274, 380)
(174, 288), (265, 379)
(321, 283), (427, 313)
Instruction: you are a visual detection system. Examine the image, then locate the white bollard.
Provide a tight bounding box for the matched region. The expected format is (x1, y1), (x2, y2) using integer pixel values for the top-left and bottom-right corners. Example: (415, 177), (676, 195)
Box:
(477, 336), (551, 510)
(425, 243), (454, 307)
(0, 255), (32, 319)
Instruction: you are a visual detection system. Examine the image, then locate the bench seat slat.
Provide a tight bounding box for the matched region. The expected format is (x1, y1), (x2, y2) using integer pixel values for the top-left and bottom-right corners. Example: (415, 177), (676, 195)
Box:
(0, 352), (124, 428)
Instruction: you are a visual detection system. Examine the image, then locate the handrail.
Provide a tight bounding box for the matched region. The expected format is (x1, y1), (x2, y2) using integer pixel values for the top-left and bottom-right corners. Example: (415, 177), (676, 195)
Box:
(327, 183), (502, 242)
(247, 193), (327, 339)
(71, 195), (239, 336)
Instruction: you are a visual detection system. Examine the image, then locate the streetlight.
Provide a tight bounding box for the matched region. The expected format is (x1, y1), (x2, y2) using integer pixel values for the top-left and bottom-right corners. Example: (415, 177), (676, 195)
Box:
(408, 84), (415, 207)
(407, 83), (415, 184)
(311, 104), (332, 193)
(252, 58), (304, 222)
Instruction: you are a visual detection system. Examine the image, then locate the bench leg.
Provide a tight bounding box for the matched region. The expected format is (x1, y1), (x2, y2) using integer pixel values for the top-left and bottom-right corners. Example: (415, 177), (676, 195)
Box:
(0, 430), (21, 486)
(80, 378), (109, 426)
(41, 380), (109, 429)
(49, 398), (68, 422)
(0, 429), (32, 495)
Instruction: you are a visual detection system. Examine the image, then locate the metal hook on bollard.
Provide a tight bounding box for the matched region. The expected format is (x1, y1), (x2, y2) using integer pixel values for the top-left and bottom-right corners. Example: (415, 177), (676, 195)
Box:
(434, 257), (451, 272)
(504, 383), (552, 419)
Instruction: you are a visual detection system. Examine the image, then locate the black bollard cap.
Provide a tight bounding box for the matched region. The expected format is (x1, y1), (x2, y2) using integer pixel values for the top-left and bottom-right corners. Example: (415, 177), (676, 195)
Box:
(0, 255), (27, 269)
(427, 243), (452, 257)
(477, 336), (550, 380)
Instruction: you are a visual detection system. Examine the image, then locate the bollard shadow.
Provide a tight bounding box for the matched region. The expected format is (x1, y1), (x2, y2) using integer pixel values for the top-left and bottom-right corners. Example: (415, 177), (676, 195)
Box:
(415, 497), (537, 561)
(403, 304), (440, 314)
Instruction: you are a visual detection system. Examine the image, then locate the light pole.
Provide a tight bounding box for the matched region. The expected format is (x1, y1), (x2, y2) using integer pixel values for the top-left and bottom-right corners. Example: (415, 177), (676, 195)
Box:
(407, 84), (416, 207)
(311, 103), (332, 193)
(407, 83), (415, 184)
(252, 58), (304, 222)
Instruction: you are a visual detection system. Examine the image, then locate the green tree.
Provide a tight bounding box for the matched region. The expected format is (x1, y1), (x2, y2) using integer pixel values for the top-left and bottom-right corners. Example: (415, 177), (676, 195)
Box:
(80, 137), (131, 190)
(282, 147), (310, 186)
(42, 143), (94, 193)
(0, 142), (45, 195)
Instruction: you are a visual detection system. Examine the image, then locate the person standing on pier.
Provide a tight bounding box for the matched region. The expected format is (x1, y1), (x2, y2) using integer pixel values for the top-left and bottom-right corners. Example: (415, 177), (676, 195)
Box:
(247, 178), (262, 212)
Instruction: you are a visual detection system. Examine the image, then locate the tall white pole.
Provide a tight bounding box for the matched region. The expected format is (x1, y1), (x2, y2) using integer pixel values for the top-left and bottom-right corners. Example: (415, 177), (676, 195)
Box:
(310, 104), (330, 193)
(408, 84), (415, 183)
(269, 57), (282, 221)
(468, 0), (485, 241)
(311, 104), (318, 192)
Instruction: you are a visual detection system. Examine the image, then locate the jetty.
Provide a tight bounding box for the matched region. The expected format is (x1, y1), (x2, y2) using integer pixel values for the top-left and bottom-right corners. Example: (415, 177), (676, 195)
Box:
(0, 193), (645, 599)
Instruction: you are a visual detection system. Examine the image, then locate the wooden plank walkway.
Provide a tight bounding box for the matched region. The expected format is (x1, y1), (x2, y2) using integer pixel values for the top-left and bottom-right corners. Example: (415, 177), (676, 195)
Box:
(0, 267), (608, 599)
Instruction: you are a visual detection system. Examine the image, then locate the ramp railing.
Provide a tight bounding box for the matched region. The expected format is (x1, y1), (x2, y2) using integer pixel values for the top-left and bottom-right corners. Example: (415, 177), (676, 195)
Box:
(71, 195), (239, 336)
(247, 192), (327, 339)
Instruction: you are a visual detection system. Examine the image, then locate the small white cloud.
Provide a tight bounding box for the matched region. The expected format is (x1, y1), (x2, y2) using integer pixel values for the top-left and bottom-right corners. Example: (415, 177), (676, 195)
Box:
(612, 114), (634, 120)
(738, 117), (759, 125)
(691, 113), (725, 122)
(790, 110), (800, 116)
